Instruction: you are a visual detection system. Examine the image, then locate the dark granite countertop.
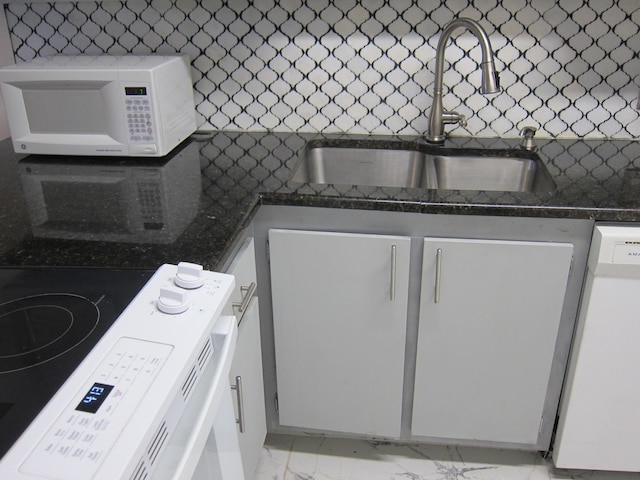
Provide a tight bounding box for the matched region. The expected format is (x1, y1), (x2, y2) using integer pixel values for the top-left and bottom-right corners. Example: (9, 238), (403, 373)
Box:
(1, 131), (639, 270)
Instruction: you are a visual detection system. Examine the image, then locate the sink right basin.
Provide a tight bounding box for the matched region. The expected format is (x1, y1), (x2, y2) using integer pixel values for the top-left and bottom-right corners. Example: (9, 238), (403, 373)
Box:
(429, 152), (554, 192)
(290, 140), (556, 193)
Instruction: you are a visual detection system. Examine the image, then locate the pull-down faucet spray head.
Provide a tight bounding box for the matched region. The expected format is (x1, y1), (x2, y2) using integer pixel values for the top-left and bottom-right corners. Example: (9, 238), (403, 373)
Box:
(480, 60), (500, 95)
(426, 18), (501, 144)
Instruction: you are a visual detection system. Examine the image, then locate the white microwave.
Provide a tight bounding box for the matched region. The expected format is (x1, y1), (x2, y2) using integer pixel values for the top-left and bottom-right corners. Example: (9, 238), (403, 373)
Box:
(0, 55), (197, 157)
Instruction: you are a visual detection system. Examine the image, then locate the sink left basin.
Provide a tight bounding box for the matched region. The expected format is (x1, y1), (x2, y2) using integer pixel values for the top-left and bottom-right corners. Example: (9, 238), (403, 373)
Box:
(290, 140), (557, 193)
(291, 144), (426, 189)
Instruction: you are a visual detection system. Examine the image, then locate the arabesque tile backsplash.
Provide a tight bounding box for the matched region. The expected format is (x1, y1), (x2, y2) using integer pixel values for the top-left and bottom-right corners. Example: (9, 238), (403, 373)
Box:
(3, 0), (640, 139)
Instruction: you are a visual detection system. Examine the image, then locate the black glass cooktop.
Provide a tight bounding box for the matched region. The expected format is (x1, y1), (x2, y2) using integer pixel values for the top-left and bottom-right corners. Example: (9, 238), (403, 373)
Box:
(0, 267), (152, 459)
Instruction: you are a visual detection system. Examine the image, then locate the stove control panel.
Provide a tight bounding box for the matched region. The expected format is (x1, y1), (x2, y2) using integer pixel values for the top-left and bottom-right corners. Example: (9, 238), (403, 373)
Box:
(20, 338), (172, 480)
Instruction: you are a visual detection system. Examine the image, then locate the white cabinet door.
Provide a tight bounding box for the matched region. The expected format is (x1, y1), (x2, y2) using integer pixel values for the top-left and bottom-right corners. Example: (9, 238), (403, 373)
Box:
(412, 237), (573, 445)
(225, 238), (266, 479)
(269, 229), (410, 437)
(229, 297), (266, 480)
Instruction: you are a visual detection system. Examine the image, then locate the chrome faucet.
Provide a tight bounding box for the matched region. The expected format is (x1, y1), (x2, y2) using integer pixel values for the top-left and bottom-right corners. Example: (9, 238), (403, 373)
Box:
(426, 18), (501, 144)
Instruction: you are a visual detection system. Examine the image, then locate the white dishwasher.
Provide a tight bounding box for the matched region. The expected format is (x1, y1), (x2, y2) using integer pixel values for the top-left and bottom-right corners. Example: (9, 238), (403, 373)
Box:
(554, 224), (640, 472)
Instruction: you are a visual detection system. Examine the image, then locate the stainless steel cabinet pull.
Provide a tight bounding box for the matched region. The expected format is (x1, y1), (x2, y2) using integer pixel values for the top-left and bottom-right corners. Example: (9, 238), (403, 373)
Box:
(435, 248), (443, 304)
(390, 245), (397, 301)
(230, 375), (245, 433)
(232, 281), (256, 314)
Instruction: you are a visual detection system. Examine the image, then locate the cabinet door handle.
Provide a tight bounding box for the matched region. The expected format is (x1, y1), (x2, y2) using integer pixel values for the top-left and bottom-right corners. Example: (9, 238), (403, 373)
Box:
(390, 244), (397, 301)
(232, 281), (256, 315)
(434, 248), (443, 304)
(230, 375), (245, 433)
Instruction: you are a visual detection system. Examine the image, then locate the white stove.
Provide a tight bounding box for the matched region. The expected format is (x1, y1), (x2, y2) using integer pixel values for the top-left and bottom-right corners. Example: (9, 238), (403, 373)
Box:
(0, 262), (242, 480)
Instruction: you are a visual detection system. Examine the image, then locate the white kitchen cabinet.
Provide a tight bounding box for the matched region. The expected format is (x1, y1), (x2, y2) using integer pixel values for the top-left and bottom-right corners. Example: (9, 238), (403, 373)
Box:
(411, 237), (573, 445)
(254, 206), (591, 449)
(229, 297), (264, 479)
(269, 229), (411, 437)
(225, 238), (267, 480)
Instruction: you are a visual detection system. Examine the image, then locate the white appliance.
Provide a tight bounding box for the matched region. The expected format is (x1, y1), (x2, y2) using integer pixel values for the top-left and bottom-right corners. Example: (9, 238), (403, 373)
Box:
(19, 140), (201, 244)
(0, 55), (196, 157)
(0, 262), (245, 480)
(554, 224), (640, 472)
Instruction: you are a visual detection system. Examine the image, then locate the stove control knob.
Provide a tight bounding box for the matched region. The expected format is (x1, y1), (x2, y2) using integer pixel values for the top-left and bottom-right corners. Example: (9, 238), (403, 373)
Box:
(174, 262), (205, 289)
(157, 286), (190, 314)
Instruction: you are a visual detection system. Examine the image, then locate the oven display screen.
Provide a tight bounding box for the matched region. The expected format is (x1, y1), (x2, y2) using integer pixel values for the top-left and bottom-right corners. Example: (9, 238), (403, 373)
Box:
(75, 383), (114, 414)
(125, 87), (147, 96)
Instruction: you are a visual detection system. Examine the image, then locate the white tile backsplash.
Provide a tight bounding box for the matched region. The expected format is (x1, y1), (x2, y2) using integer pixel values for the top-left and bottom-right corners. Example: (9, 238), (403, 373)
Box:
(3, 0), (640, 139)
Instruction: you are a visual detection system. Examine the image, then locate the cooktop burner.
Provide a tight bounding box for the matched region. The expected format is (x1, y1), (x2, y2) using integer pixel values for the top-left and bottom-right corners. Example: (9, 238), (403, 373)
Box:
(0, 268), (152, 459)
(0, 293), (100, 374)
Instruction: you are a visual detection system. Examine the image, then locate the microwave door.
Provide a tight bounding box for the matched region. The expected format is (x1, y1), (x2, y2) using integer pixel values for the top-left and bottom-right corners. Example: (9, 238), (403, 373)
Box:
(3, 79), (129, 155)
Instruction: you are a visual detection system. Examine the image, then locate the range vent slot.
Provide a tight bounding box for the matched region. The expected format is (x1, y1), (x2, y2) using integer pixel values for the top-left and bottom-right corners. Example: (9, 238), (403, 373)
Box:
(147, 421), (169, 466)
(130, 458), (149, 480)
(181, 366), (198, 401)
(197, 338), (213, 370)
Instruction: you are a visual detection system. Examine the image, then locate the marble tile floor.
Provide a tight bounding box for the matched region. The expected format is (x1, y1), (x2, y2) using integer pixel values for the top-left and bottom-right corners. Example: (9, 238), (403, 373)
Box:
(254, 434), (640, 480)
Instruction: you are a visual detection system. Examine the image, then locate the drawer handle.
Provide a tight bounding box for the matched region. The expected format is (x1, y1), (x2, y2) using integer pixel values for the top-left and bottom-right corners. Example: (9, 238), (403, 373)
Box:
(230, 375), (245, 433)
(435, 248), (442, 304)
(232, 282), (256, 314)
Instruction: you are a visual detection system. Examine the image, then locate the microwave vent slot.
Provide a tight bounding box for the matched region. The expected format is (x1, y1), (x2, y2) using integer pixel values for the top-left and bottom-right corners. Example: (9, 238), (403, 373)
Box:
(169, 109), (194, 131)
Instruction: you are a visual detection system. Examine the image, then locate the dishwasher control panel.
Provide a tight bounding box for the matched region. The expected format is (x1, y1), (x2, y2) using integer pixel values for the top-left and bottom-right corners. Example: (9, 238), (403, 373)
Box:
(589, 225), (640, 272)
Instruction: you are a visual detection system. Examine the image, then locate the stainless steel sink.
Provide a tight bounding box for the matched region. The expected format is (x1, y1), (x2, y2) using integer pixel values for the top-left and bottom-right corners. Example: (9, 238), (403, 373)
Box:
(290, 141), (556, 193)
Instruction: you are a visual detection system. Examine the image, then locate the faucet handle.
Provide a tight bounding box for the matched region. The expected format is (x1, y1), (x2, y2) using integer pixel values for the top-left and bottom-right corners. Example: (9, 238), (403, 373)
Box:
(442, 111), (467, 127)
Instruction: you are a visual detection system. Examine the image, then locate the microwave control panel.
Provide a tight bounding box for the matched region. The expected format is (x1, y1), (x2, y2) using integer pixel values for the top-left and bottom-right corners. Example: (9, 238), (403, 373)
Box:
(124, 84), (156, 144)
